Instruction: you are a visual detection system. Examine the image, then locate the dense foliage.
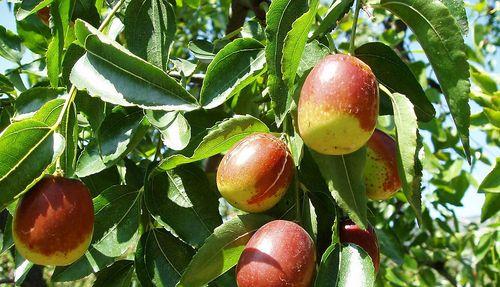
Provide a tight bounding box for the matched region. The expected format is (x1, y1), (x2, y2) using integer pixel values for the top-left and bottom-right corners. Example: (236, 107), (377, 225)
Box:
(0, 0), (498, 286)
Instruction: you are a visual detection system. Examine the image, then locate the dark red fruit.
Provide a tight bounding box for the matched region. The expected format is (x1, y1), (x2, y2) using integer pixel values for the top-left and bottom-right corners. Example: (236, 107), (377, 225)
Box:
(236, 220), (316, 287)
(13, 175), (94, 266)
(339, 219), (380, 273)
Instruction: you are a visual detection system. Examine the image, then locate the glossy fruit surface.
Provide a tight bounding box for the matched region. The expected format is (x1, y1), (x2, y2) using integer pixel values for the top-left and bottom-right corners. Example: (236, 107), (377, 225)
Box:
(236, 220), (316, 287)
(365, 129), (402, 200)
(298, 54), (379, 155)
(216, 133), (294, 213)
(13, 175), (94, 266)
(339, 219), (380, 273)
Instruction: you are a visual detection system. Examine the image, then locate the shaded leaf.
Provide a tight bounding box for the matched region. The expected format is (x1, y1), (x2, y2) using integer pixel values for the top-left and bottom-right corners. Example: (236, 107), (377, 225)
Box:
(135, 228), (194, 287)
(0, 25), (24, 63)
(355, 42), (435, 122)
(52, 247), (115, 282)
(145, 110), (191, 151)
(200, 38), (266, 109)
(125, 0), (176, 70)
(93, 260), (134, 287)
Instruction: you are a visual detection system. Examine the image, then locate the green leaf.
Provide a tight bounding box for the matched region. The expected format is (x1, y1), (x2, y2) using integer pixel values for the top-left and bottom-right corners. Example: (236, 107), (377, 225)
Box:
(200, 38), (266, 109)
(97, 107), (147, 163)
(484, 108), (500, 128)
(46, 0), (75, 87)
(0, 119), (64, 208)
(135, 228), (194, 287)
(61, 43), (85, 86)
(310, 0), (354, 40)
(70, 20), (198, 111)
(92, 185), (141, 257)
(282, 0), (320, 90)
(178, 214), (273, 287)
(93, 260), (134, 287)
(16, 0), (54, 21)
(184, 0), (200, 9)
(481, 193), (500, 223)
(188, 39), (215, 62)
(14, 87), (65, 119)
(380, 0), (471, 160)
(59, 103), (78, 177)
(265, 0), (308, 125)
(75, 90), (106, 132)
(0, 25), (24, 63)
(314, 244), (340, 286)
(16, 13), (51, 55)
(158, 115), (269, 171)
(145, 110), (191, 151)
(125, 0), (176, 70)
(0, 74), (14, 93)
(81, 166), (121, 197)
(478, 159), (499, 194)
(336, 244), (376, 287)
(440, 0), (468, 35)
(310, 148), (368, 229)
(52, 247), (115, 282)
(355, 42), (435, 122)
(145, 165), (222, 248)
(388, 92), (423, 221)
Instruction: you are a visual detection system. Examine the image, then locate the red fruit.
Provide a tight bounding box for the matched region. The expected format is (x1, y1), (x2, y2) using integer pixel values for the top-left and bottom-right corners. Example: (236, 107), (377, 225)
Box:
(237, 220), (316, 287)
(339, 219), (380, 273)
(216, 133), (294, 213)
(13, 175), (94, 266)
(36, 6), (50, 26)
(298, 54), (379, 155)
(365, 129), (402, 200)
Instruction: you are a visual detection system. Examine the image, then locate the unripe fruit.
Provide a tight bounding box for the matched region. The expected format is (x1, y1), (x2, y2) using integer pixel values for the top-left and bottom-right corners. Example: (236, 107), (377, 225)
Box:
(237, 220), (316, 287)
(365, 129), (402, 200)
(339, 219), (380, 273)
(217, 133), (294, 213)
(298, 54), (379, 155)
(13, 176), (94, 266)
(36, 7), (50, 26)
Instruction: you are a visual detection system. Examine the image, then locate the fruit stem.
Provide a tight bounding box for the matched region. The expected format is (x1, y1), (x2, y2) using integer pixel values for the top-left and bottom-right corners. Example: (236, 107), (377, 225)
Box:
(349, 0), (363, 55)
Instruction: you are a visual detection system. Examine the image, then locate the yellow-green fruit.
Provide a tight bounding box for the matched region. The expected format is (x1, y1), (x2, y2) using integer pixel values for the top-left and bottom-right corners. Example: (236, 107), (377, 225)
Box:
(13, 176), (94, 266)
(365, 129), (402, 200)
(298, 54), (379, 155)
(216, 133), (295, 213)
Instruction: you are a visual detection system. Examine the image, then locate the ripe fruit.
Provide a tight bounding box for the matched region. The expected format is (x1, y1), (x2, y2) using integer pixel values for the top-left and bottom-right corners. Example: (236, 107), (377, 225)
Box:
(237, 220), (316, 287)
(216, 133), (294, 213)
(339, 219), (380, 273)
(298, 54), (379, 155)
(13, 175), (94, 266)
(365, 129), (402, 200)
(37, 6), (50, 26)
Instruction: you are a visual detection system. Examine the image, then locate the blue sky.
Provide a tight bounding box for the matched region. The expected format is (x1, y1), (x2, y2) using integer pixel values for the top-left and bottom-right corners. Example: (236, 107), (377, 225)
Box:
(0, 2), (497, 219)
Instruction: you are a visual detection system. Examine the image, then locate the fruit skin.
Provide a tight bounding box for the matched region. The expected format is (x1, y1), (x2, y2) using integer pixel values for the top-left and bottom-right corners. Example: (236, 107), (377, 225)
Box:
(36, 7), (50, 26)
(365, 129), (402, 200)
(236, 220), (316, 287)
(339, 219), (380, 273)
(13, 175), (94, 266)
(216, 133), (294, 213)
(298, 54), (379, 155)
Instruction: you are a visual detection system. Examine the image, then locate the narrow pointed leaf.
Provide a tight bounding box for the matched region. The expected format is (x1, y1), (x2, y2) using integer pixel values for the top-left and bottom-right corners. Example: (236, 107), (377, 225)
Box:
(388, 92), (422, 221)
(265, 0), (308, 125)
(380, 0), (471, 160)
(310, 0), (354, 40)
